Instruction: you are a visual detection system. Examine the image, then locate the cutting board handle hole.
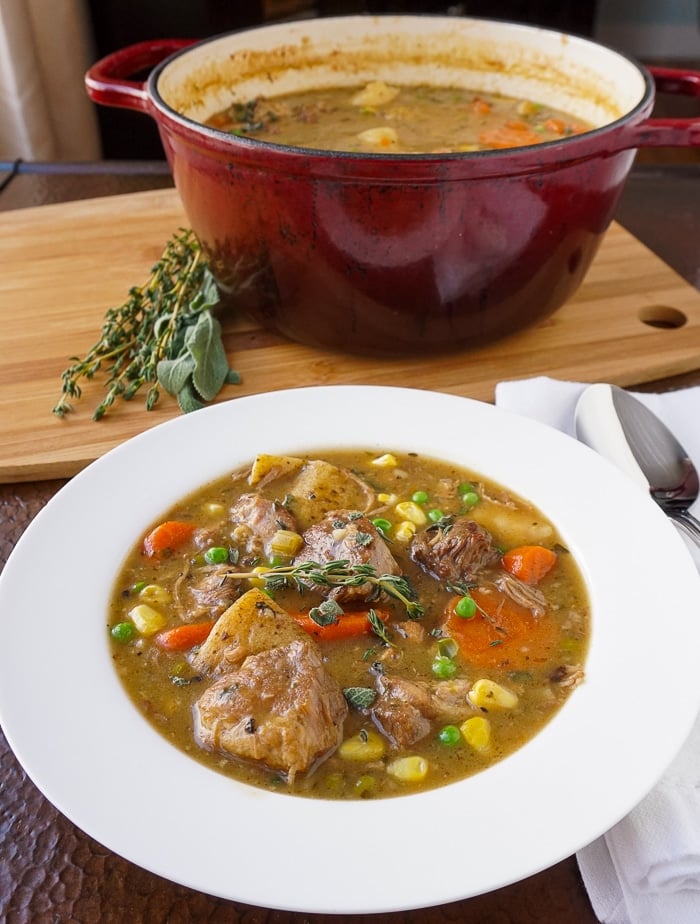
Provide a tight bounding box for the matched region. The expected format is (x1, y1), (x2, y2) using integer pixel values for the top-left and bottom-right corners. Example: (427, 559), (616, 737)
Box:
(638, 305), (687, 330)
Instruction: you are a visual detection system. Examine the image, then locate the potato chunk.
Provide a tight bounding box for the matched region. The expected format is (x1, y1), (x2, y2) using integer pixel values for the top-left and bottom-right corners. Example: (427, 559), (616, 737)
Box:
(351, 81), (400, 107)
(247, 453), (304, 487)
(190, 588), (307, 674)
(285, 460), (375, 529)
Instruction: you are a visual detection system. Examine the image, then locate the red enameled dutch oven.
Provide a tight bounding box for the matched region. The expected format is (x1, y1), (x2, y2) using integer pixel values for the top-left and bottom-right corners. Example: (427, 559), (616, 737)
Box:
(86, 16), (700, 356)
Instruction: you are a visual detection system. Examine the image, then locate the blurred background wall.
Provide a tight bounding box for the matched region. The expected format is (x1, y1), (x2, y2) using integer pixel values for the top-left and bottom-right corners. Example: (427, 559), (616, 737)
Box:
(0, 0), (698, 161)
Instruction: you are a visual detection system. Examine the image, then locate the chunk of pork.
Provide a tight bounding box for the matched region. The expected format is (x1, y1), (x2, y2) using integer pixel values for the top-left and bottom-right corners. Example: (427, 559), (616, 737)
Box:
(194, 638), (348, 782)
(294, 511), (401, 604)
(371, 674), (473, 748)
(229, 493), (297, 564)
(410, 516), (500, 584)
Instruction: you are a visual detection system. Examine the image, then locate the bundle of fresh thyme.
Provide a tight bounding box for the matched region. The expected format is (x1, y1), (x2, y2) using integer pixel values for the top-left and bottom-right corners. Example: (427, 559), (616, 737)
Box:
(52, 229), (240, 420)
(224, 559), (425, 620)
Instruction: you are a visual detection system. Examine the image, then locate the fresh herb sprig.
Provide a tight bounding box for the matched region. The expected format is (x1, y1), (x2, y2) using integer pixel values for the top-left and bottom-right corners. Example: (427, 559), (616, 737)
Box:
(225, 559), (424, 620)
(52, 229), (240, 420)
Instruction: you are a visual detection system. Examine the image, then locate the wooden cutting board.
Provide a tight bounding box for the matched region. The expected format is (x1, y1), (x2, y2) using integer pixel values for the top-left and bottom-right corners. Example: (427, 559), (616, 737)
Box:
(2, 187), (700, 483)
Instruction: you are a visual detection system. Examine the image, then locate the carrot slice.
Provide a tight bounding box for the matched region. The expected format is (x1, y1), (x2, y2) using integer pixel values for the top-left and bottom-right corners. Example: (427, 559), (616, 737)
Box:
(444, 589), (558, 669)
(155, 620), (216, 651)
(143, 520), (196, 558)
(291, 608), (389, 642)
(478, 120), (541, 149)
(502, 545), (557, 585)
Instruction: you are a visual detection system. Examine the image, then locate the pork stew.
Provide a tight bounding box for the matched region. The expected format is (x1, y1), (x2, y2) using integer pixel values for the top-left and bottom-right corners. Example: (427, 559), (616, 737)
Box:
(205, 82), (592, 153)
(109, 450), (589, 799)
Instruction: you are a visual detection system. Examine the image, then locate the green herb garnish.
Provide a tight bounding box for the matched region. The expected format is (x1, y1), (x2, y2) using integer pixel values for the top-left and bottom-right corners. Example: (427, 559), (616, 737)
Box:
(224, 559), (424, 619)
(308, 599), (343, 627)
(343, 687), (377, 709)
(52, 229), (240, 420)
(368, 607), (395, 646)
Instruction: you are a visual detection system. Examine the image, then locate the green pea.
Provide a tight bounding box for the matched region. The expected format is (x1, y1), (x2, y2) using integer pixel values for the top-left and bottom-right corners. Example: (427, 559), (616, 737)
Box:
(372, 517), (392, 536)
(411, 490), (429, 504)
(461, 491), (479, 508)
(204, 546), (229, 564)
(437, 725), (461, 747)
(131, 581), (147, 594)
(455, 595), (477, 619)
(428, 508), (445, 523)
(111, 621), (136, 643)
(431, 656), (457, 680)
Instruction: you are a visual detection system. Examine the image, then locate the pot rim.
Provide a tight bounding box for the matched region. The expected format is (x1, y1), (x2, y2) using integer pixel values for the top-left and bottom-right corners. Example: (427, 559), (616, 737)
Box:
(143, 14), (656, 172)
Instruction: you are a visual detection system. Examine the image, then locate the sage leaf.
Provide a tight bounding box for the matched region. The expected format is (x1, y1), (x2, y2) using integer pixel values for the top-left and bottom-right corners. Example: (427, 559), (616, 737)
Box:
(177, 380), (205, 414)
(308, 598), (344, 627)
(343, 687), (377, 710)
(157, 353), (195, 396)
(186, 313), (230, 401)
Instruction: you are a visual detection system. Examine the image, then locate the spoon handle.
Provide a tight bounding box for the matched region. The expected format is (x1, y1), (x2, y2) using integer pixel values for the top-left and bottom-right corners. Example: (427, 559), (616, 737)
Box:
(671, 510), (700, 547)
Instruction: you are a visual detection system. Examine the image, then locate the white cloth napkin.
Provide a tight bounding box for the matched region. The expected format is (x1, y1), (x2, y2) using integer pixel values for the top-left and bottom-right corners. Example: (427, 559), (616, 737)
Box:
(494, 376), (700, 924)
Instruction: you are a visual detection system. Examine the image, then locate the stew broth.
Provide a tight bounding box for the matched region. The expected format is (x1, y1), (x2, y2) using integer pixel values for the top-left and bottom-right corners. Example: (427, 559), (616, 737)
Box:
(205, 82), (592, 153)
(110, 450), (589, 799)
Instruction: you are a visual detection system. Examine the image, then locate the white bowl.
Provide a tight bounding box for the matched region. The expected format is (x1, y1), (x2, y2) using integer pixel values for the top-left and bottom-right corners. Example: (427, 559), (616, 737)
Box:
(1, 385), (699, 914)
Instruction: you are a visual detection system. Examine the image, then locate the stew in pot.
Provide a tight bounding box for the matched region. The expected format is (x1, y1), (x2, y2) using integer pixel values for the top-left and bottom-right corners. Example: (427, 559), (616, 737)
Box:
(205, 81), (592, 153)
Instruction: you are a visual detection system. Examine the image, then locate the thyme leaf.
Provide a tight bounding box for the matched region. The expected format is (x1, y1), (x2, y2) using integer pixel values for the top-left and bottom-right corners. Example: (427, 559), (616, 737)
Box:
(368, 608), (395, 647)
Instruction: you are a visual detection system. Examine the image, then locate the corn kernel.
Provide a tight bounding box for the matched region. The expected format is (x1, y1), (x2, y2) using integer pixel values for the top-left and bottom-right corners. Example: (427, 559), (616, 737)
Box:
(394, 501), (427, 525)
(394, 520), (417, 543)
(128, 603), (167, 636)
(249, 565), (270, 589)
(460, 716), (492, 753)
(270, 529), (303, 558)
(203, 502), (225, 516)
(138, 584), (171, 606)
(371, 453), (398, 468)
(468, 678), (519, 711)
(377, 492), (398, 504)
(387, 755), (429, 783)
(354, 774), (377, 796)
(339, 729), (386, 761)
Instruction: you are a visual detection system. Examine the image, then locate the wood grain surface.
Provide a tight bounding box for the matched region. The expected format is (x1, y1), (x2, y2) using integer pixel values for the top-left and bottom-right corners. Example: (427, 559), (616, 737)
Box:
(2, 187), (700, 483)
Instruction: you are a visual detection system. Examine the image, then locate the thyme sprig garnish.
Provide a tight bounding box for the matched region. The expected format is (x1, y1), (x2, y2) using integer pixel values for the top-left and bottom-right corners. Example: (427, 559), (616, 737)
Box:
(52, 229), (240, 420)
(225, 559), (424, 619)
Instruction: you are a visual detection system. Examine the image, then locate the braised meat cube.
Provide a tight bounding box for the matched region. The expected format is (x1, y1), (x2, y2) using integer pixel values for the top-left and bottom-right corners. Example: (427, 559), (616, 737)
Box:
(410, 516), (500, 584)
(183, 564), (242, 619)
(294, 511), (401, 603)
(371, 674), (473, 748)
(194, 638), (348, 782)
(229, 493), (297, 563)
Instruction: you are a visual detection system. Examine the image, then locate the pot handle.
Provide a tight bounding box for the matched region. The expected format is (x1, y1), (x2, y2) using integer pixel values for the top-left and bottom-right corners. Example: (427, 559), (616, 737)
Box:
(85, 39), (195, 113)
(618, 66), (700, 149)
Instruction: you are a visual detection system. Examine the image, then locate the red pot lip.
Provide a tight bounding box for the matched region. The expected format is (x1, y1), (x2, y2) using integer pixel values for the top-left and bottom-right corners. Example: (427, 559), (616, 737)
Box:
(144, 15), (656, 177)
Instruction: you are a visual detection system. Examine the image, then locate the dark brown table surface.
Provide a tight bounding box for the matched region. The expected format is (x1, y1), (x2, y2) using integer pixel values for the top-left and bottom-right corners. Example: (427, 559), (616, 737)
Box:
(1, 159), (700, 923)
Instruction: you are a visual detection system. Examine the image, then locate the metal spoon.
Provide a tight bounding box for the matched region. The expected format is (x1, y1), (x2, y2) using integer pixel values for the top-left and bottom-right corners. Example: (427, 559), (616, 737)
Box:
(574, 383), (700, 546)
